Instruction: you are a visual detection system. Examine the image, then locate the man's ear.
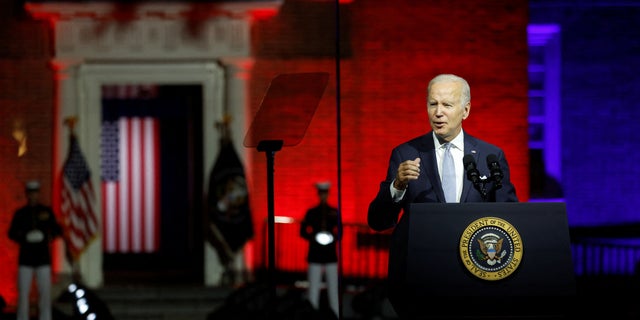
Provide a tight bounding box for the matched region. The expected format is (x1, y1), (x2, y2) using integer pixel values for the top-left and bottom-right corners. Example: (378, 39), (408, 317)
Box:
(462, 103), (470, 120)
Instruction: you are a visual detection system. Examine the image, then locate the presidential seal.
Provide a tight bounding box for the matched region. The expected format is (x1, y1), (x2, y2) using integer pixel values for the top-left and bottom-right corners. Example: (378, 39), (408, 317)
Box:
(459, 216), (523, 281)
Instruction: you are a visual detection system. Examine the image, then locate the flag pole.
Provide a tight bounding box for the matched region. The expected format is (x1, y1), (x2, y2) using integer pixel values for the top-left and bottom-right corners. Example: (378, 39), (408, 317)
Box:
(208, 114), (255, 286)
(62, 116), (81, 283)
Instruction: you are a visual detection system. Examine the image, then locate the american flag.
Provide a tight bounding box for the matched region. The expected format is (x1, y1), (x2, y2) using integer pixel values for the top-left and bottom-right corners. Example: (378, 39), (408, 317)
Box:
(60, 133), (99, 261)
(101, 116), (160, 253)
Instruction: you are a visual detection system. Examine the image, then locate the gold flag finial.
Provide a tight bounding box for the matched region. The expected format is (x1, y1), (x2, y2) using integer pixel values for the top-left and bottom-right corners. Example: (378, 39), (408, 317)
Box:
(215, 114), (232, 128)
(12, 119), (27, 157)
(215, 114), (232, 143)
(64, 116), (78, 134)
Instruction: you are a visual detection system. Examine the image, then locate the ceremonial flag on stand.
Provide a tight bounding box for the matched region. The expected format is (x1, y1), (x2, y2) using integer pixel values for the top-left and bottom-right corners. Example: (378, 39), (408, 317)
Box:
(207, 122), (254, 266)
(60, 132), (99, 261)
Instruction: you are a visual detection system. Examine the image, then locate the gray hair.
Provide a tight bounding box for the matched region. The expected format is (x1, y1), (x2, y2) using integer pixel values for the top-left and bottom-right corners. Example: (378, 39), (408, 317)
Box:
(427, 74), (471, 106)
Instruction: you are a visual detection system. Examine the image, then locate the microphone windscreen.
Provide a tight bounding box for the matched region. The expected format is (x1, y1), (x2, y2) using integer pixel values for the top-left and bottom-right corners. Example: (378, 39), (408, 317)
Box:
(463, 154), (476, 169)
(487, 154), (499, 165)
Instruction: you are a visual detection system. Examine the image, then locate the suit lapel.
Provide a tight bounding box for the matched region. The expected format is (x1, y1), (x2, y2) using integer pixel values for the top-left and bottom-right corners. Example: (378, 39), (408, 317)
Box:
(461, 135), (480, 202)
(418, 133), (445, 202)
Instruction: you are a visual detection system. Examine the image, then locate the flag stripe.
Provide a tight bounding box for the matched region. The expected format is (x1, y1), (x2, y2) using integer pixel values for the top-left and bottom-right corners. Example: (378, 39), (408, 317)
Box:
(102, 183), (115, 251)
(129, 118), (138, 252)
(102, 116), (160, 253)
(145, 120), (160, 251)
(120, 117), (130, 252)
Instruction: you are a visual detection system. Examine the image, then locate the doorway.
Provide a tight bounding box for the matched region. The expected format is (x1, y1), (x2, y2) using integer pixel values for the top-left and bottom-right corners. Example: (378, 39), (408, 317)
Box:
(101, 85), (204, 285)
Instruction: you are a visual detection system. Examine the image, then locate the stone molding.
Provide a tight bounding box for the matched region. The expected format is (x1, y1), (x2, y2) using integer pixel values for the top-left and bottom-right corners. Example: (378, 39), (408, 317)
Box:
(25, 1), (282, 60)
(22, 1), (279, 288)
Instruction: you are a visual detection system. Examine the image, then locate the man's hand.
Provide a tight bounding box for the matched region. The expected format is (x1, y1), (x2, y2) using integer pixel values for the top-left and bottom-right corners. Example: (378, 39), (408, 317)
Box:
(394, 157), (421, 190)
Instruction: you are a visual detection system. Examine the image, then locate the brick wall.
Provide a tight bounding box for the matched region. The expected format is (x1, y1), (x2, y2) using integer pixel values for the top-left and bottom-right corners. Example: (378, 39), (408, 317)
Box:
(0, 0), (532, 294)
(530, 3), (640, 227)
(248, 0), (529, 270)
(0, 0), (56, 307)
(2, 0), (639, 301)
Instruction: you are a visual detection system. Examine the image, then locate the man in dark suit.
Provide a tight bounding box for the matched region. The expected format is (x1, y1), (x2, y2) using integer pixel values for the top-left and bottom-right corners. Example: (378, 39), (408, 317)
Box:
(367, 73), (519, 317)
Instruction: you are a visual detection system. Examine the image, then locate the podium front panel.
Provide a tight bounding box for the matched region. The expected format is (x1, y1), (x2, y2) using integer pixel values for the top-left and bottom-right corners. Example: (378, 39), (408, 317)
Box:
(406, 202), (576, 298)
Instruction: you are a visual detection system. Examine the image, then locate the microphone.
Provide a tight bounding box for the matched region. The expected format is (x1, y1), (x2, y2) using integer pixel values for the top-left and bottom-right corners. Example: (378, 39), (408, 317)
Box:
(463, 154), (482, 187)
(486, 154), (503, 187)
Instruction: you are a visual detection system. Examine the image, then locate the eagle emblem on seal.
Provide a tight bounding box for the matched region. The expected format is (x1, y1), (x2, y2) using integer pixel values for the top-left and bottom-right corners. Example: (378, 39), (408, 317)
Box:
(477, 233), (507, 266)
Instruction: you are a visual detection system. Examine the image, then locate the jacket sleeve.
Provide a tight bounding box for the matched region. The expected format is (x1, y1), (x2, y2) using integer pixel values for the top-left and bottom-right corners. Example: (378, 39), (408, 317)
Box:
(368, 147), (406, 231)
(494, 149), (519, 202)
(299, 211), (312, 241)
(48, 208), (64, 240)
(8, 210), (26, 244)
(367, 184), (403, 231)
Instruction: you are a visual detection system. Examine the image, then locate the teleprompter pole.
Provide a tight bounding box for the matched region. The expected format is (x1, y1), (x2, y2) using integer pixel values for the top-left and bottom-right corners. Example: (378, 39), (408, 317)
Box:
(257, 139), (283, 318)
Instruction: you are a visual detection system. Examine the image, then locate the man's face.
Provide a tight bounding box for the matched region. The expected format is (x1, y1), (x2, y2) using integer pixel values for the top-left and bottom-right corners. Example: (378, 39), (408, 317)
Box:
(427, 81), (470, 142)
(26, 190), (39, 206)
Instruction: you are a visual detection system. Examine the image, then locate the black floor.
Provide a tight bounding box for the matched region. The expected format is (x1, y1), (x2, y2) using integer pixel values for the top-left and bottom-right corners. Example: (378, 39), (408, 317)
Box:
(2, 274), (639, 320)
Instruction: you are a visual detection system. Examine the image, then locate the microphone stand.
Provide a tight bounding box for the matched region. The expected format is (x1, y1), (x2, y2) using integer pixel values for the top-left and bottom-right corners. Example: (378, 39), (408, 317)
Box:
(470, 175), (502, 202)
(472, 177), (489, 202)
(487, 176), (502, 202)
(464, 156), (504, 202)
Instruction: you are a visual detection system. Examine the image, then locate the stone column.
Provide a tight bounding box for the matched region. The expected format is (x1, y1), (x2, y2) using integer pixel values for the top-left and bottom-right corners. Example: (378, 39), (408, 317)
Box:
(204, 57), (254, 286)
(50, 58), (104, 288)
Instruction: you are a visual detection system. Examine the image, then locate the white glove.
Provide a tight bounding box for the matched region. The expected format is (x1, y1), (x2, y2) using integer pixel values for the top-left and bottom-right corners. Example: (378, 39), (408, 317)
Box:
(26, 230), (44, 243)
(315, 231), (334, 245)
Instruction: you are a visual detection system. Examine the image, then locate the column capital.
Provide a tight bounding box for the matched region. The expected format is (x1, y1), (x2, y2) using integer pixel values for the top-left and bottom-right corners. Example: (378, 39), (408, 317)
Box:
(219, 57), (255, 82)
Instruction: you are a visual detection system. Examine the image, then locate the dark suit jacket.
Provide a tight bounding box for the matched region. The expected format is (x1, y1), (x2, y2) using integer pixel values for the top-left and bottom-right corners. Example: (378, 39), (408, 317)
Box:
(367, 131), (518, 316)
